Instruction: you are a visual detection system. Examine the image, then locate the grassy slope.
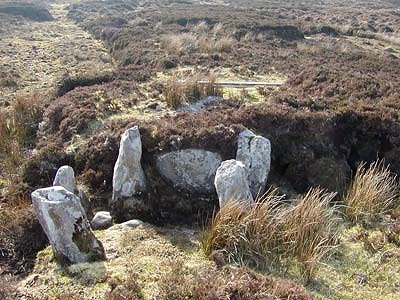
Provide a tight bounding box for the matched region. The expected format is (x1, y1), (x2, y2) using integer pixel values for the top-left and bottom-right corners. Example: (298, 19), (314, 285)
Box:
(0, 2), (114, 103)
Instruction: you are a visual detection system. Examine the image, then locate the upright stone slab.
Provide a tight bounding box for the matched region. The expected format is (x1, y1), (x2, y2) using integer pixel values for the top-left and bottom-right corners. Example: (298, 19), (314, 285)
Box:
(112, 126), (146, 204)
(53, 166), (78, 194)
(156, 149), (222, 193)
(236, 129), (271, 198)
(214, 159), (253, 208)
(31, 186), (106, 265)
(53, 165), (92, 219)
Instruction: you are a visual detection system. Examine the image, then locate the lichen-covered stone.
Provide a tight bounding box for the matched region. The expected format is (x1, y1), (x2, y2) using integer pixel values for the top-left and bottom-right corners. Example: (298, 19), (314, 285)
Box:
(112, 126), (146, 204)
(53, 165), (92, 219)
(214, 159), (253, 208)
(91, 211), (113, 230)
(236, 129), (271, 197)
(156, 149), (222, 193)
(31, 186), (106, 265)
(53, 165), (78, 194)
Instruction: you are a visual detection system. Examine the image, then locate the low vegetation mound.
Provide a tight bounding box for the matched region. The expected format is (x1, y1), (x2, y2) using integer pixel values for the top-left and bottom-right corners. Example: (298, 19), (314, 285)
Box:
(201, 188), (339, 282)
(0, 2), (53, 22)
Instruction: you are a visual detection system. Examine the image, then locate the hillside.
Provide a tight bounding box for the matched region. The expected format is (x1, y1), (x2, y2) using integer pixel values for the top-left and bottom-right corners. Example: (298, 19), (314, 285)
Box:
(1, 1), (400, 299)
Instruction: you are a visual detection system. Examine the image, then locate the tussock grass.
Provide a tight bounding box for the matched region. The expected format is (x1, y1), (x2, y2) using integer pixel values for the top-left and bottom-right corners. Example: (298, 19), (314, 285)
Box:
(201, 188), (339, 281)
(344, 160), (399, 223)
(280, 188), (339, 281)
(0, 95), (42, 182)
(160, 22), (234, 55)
(163, 73), (223, 108)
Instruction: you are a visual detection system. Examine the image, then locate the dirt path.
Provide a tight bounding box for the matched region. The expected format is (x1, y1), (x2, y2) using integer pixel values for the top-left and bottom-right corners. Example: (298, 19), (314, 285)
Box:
(0, 3), (114, 102)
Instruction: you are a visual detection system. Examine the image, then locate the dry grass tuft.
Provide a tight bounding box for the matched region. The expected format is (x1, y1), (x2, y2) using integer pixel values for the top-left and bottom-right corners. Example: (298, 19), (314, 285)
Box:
(0, 95), (43, 181)
(201, 188), (339, 281)
(160, 22), (234, 55)
(344, 160), (399, 223)
(280, 188), (339, 281)
(163, 73), (223, 108)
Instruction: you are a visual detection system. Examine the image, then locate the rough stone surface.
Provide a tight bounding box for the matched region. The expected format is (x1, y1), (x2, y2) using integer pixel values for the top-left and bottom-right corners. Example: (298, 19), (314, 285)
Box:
(91, 211), (113, 230)
(214, 159), (254, 208)
(53, 165), (78, 194)
(156, 149), (222, 193)
(236, 129), (271, 197)
(31, 186), (106, 265)
(176, 96), (222, 112)
(108, 219), (144, 230)
(53, 165), (92, 219)
(112, 126), (146, 204)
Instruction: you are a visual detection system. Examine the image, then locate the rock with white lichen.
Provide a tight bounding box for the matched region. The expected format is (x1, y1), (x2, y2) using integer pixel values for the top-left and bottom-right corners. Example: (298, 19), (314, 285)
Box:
(31, 186), (106, 265)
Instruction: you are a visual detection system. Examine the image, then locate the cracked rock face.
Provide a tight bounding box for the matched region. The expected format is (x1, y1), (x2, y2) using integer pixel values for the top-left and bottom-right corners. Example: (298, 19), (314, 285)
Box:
(236, 129), (271, 198)
(31, 186), (106, 265)
(214, 159), (254, 208)
(156, 149), (222, 194)
(112, 126), (146, 204)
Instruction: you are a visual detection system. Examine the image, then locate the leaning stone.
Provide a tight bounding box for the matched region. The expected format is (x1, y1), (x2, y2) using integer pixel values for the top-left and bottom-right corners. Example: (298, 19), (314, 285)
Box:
(53, 165), (92, 219)
(31, 186), (106, 265)
(156, 149), (222, 193)
(214, 159), (254, 208)
(236, 129), (271, 198)
(91, 211), (113, 230)
(112, 126), (146, 204)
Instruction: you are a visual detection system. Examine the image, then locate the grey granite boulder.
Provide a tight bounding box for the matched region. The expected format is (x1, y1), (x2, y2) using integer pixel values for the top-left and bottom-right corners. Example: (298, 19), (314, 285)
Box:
(31, 186), (106, 265)
(156, 149), (222, 193)
(112, 126), (146, 204)
(91, 211), (113, 230)
(236, 129), (271, 198)
(214, 159), (253, 208)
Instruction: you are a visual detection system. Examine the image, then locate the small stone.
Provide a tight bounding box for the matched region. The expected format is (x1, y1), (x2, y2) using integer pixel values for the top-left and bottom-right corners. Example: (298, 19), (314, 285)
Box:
(120, 219), (144, 228)
(107, 219), (144, 230)
(91, 211), (113, 230)
(214, 159), (253, 208)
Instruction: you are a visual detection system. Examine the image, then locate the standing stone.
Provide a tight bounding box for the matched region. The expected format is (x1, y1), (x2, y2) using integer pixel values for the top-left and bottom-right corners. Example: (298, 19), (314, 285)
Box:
(214, 159), (253, 208)
(53, 166), (78, 194)
(53, 165), (92, 219)
(31, 186), (106, 265)
(156, 149), (222, 193)
(112, 126), (146, 204)
(236, 129), (271, 198)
